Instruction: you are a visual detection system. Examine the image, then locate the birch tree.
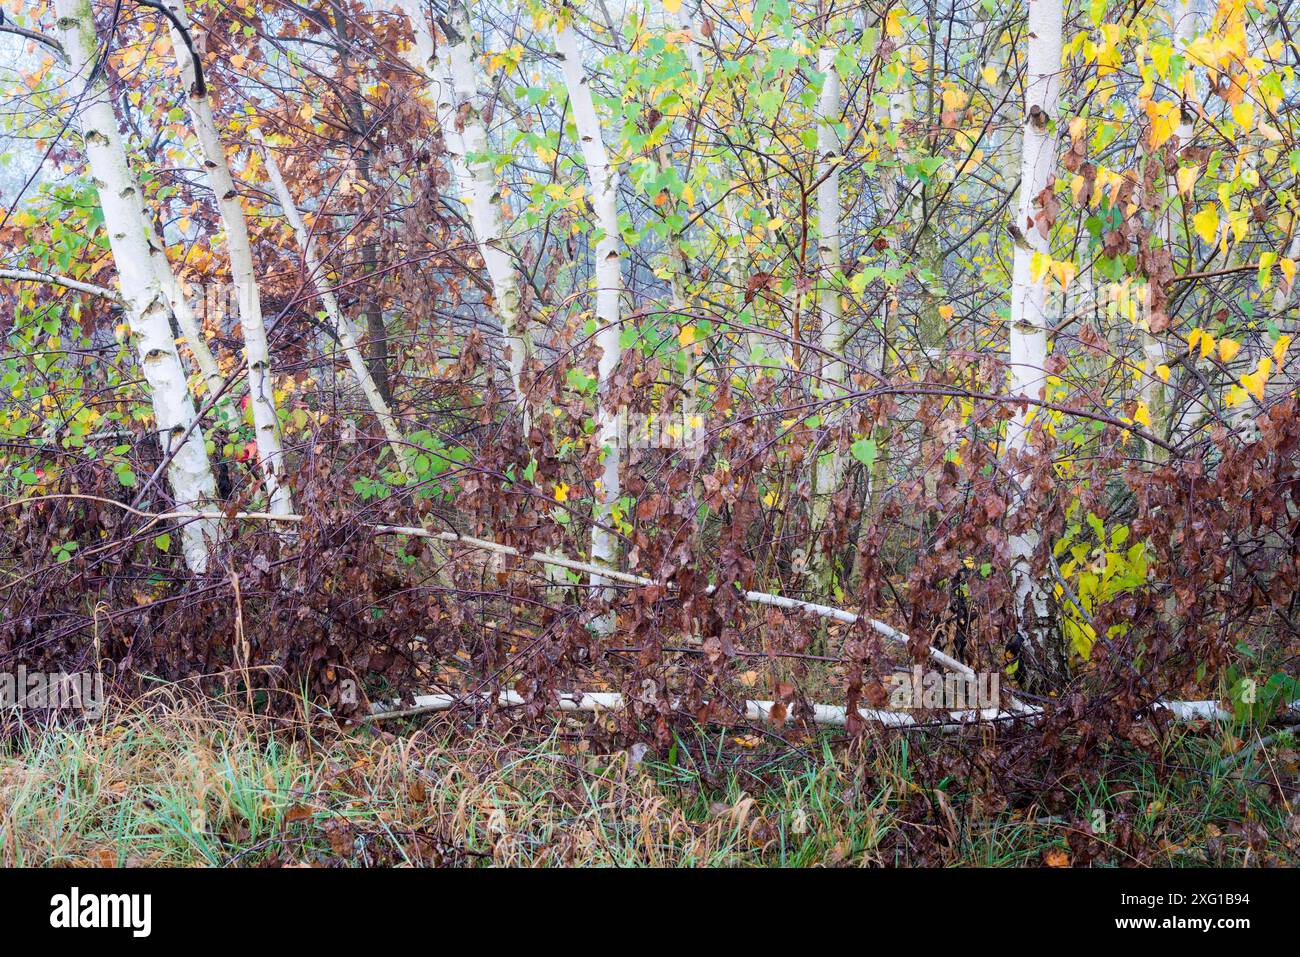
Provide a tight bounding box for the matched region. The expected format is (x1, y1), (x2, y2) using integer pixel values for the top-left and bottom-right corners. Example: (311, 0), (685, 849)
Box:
(52, 0), (220, 572)
(812, 46), (846, 548)
(144, 230), (229, 413)
(556, 12), (623, 632)
(35, 5), (229, 418)
(394, 0), (532, 418)
(158, 0), (293, 516)
(1005, 0), (1063, 651)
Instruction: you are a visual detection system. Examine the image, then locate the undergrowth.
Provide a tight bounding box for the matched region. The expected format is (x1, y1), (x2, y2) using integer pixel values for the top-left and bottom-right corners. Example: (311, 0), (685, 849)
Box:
(1, 689), (1296, 867)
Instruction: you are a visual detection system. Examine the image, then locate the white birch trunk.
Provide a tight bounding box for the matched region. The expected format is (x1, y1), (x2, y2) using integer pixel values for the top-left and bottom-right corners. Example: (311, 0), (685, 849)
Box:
(394, 0), (531, 417)
(1006, 0), (1063, 650)
(813, 48), (846, 534)
(54, 0), (220, 573)
(255, 136), (415, 477)
(143, 235), (228, 412)
(557, 20), (623, 633)
(160, 0), (292, 516)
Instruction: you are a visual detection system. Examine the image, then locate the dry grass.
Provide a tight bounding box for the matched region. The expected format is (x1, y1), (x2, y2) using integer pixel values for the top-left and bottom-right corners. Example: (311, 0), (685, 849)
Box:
(1, 688), (1296, 866)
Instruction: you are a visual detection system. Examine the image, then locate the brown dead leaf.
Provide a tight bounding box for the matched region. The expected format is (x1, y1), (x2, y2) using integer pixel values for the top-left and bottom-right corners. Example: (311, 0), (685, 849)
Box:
(1043, 848), (1071, 868)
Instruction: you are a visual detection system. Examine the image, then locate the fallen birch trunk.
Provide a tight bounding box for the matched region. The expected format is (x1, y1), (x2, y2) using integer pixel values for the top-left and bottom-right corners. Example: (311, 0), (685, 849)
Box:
(367, 688), (1259, 732)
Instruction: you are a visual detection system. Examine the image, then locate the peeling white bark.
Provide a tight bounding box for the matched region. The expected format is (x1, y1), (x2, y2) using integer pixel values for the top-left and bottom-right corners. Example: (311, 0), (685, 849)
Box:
(255, 135), (415, 477)
(557, 19), (623, 632)
(160, 0), (292, 517)
(1005, 0), (1063, 650)
(53, 0), (220, 573)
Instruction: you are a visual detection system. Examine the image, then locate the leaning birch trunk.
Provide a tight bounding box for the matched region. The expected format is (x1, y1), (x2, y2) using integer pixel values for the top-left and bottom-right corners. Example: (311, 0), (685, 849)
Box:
(1005, 0), (1063, 655)
(142, 232), (229, 414)
(254, 135), (414, 478)
(161, 0), (292, 516)
(53, 0), (220, 573)
(812, 48), (846, 566)
(394, 0), (531, 419)
(557, 19), (623, 635)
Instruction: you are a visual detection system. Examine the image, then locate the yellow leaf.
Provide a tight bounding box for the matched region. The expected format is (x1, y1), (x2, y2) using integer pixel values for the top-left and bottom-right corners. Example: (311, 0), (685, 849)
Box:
(1030, 251), (1051, 285)
(938, 305), (955, 321)
(1149, 42), (1171, 77)
(1050, 260), (1078, 291)
(1187, 328), (1202, 354)
(679, 325), (697, 346)
(1134, 401), (1152, 428)
(1281, 257), (1297, 290)
(941, 87), (968, 112)
(1218, 338), (1241, 362)
(1157, 363), (1171, 382)
(230, 54), (247, 70)
(980, 66), (998, 86)
(1199, 331), (1216, 360)
(1145, 99), (1179, 150)
(553, 482), (570, 503)
(1258, 250), (1276, 290)
(1193, 205), (1219, 244)
(1274, 334), (1292, 368)
(1176, 166), (1198, 197)
(662, 0), (683, 12)
(1229, 210), (1249, 243)
(1240, 357), (1272, 401)
(1231, 101), (1255, 130)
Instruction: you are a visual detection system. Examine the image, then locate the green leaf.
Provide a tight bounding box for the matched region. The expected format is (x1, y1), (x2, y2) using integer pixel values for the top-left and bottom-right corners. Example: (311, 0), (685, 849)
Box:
(850, 437), (878, 468)
(154, 533), (171, 553)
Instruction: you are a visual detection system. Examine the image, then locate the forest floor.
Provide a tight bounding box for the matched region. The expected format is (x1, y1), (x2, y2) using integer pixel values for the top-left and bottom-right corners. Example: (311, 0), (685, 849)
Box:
(1, 690), (1297, 867)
